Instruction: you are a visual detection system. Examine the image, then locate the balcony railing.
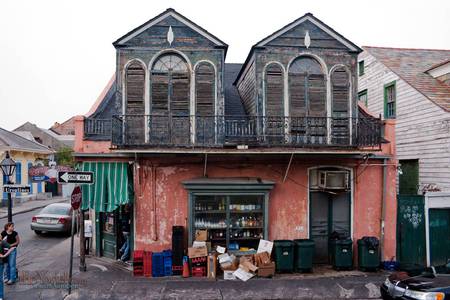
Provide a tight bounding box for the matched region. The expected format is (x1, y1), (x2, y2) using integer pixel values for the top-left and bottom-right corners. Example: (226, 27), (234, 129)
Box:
(83, 115), (382, 149)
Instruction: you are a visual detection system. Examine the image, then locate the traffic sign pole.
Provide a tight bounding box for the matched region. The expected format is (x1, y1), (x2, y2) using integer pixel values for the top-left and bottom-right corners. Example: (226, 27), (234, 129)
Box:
(68, 209), (76, 295)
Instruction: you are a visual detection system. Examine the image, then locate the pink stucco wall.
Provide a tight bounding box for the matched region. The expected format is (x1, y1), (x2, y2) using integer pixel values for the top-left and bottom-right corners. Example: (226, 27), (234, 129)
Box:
(75, 115), (397, 262)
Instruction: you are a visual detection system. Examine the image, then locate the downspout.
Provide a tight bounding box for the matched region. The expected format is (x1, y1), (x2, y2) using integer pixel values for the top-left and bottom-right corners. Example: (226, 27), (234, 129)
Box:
(380, 158), (387, 260)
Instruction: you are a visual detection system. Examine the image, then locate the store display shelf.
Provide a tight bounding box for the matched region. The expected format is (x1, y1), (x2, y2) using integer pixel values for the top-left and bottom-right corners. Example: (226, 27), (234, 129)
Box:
(194, 210), (226, 214)
(229, 226), (263, 229)
(194, 227), (227, 230)
(230, 237), (261, 240)
(229, 210), (263, 214)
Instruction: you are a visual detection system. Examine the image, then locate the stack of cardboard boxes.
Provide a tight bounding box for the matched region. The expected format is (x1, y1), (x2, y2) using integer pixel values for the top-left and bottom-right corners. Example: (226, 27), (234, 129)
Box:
(187, 230), (276, 281)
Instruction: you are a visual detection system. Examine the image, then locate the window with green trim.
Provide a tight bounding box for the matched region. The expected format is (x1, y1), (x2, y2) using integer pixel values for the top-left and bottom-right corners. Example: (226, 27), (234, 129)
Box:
(358, 89), (368, 106)
(384, 81), (396, 119)
(358, 60), (364, 76)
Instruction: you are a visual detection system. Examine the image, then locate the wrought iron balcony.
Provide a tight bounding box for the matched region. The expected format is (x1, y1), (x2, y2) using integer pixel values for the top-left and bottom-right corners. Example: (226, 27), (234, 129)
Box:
(81, 114), (382, 149)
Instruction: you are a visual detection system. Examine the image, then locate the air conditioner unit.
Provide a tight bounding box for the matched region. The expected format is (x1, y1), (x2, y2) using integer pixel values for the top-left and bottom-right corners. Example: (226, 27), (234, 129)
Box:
(318, 171), (349, 190)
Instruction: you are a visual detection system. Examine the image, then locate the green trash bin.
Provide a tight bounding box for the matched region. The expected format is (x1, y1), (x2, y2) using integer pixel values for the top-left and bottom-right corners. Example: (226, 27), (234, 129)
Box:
(330, 238), (353, 270)
(274, 240), (294, 273)
(294, 239), (315, 272)
(357, 237), (380, 271)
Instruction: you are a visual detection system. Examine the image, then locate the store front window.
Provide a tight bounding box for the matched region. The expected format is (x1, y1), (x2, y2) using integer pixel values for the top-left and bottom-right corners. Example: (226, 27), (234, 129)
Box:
(183, 178), (274, 250)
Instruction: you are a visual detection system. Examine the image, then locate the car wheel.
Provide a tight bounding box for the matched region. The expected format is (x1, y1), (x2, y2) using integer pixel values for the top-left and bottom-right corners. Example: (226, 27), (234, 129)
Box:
(34, 230), (42, 235)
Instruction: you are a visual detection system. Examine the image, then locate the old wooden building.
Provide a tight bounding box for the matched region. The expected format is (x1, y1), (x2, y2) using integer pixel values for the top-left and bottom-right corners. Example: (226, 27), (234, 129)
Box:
(75, 9), (397, 266)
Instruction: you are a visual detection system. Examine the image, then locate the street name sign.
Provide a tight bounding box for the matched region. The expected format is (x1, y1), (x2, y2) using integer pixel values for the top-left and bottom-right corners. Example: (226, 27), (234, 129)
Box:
(58, 171), (94, 184)
(3, 185), (31, 193)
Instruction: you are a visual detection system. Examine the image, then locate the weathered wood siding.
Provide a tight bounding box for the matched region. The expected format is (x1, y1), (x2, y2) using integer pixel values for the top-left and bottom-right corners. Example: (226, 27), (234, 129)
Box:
(359, 51), (450, 192)
(237, 60), (257, 115)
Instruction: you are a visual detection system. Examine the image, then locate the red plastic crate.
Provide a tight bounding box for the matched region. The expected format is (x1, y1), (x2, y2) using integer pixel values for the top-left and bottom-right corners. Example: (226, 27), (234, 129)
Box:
(191, 266), (206, 277)
(143, 251), (153, 277)
(133, 250), (144, 276)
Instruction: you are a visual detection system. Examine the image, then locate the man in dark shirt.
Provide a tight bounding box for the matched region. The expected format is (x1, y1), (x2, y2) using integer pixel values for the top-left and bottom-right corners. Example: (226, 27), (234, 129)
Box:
(1, 222), (19, 284)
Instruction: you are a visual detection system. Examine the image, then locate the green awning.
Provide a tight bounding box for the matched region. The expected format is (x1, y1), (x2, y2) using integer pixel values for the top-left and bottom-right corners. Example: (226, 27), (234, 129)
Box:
(81, 162), (132, 212)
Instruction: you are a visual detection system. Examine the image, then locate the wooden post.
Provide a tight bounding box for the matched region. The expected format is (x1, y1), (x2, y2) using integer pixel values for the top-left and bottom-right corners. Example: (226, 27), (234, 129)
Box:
(79, 210), (86, 272)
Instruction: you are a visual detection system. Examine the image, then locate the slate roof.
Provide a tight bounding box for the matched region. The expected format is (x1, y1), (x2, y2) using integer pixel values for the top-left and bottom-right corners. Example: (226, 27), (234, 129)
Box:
(364, 46), (450, 111)
(0, 127), (53, 154)
(224, 63), (246, 116)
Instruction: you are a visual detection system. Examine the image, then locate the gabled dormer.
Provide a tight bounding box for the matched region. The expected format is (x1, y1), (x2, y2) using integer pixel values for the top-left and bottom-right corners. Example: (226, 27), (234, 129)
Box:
(113, 8), (228, 145)
(235, 13), (362, 145)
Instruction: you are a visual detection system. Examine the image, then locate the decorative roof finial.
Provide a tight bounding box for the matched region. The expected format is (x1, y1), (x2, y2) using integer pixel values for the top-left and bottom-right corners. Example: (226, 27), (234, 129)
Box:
(167, 26), (174, 45)
(304, 30), (311, 49)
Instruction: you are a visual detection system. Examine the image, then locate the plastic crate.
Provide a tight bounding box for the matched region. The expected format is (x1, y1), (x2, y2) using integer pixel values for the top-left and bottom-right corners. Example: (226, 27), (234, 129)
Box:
(163, 250), (173, 276)
(133, 250), (144, 276)
(143, 251), (152, 277)
(152, 252), (165, 277)
(192, 266), (206, 277)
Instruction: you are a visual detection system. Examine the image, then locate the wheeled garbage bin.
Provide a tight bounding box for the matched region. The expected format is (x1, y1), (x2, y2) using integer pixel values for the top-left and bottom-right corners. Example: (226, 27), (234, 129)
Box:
(274, 240), (294, 273)
(357, 236), (380, 271)
(294, 239), (315, 272)
(330, 238), (353, 270)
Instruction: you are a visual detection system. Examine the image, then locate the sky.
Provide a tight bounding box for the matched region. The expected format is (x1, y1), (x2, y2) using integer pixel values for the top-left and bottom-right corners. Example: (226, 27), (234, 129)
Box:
(0, 0), (449, 130)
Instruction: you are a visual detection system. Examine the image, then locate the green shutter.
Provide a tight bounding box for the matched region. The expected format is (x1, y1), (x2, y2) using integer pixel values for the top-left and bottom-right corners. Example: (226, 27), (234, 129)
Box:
(81, 162), (132, 212)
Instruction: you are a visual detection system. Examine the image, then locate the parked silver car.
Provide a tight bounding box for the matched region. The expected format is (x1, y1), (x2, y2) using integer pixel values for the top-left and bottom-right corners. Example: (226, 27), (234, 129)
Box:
(30, 203), (75, 235)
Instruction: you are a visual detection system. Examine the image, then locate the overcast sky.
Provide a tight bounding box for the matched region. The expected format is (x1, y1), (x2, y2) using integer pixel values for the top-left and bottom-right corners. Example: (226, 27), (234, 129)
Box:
(0, 0), (449, 130)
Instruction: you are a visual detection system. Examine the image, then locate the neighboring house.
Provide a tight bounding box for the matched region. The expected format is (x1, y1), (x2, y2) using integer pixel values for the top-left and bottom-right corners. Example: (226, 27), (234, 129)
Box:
(50, 116), (76, 135)
(74, 9), (397, 265)
(358, 47), (450, 194)
(14, 122), (75, 150)
(0, 127), (54, 201)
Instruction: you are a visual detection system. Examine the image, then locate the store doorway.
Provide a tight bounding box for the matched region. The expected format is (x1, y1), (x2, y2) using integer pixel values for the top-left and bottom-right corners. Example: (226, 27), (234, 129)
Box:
(99, 211), (117, 259)
(309, 167), (351, 264)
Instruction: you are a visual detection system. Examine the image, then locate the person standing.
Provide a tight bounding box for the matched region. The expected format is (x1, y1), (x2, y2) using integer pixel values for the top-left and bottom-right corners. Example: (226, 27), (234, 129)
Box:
(1, 223), (19, 285)
(0, 240), (15, 300)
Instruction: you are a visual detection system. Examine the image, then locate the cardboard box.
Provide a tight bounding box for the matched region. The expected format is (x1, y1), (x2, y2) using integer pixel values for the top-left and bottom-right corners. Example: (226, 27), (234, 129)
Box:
(192, 241), (206, 248)
(207, 254), (217, 279)
(188, 246), (208, 258)
(257, 239), (274, 255)
(223, 270), (237, 280)
(257, 262), (275, 278)
(239, 261), (258, 273)
(254, 252), (271, 266)
(216, 245), (226, 254)
(233, 267), (255, 281)
(195, 230), (208, 241)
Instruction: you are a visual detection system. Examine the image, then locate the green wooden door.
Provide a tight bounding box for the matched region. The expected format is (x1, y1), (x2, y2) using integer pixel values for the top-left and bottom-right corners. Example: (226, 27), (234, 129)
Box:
(399, 160), (419, 195)
(100, 212), (117, 259)
(429, 209), (450, 266)
(397, 195), (426, 265)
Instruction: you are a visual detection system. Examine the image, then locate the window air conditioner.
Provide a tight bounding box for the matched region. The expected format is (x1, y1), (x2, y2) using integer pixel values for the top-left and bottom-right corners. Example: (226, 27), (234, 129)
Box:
(318, 171), (349, 190)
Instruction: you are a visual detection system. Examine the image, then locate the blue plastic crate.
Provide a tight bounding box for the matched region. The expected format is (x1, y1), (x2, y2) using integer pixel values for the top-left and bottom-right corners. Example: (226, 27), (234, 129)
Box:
(152, 252), (164, 277)
(163, 250), (172, 276)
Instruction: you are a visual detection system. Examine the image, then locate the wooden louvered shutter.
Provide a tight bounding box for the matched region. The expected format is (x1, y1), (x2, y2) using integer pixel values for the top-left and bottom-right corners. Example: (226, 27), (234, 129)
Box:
(195, 64), (215, 116)
(289, 73), (306, 117)
(171, 72), (190, 115)
(332, 69), (349, 117)
(266, 64), (283, 117)
(308, 74), (326, 117)
(126, 62), (145, 114)
(151, 73), (169, 115)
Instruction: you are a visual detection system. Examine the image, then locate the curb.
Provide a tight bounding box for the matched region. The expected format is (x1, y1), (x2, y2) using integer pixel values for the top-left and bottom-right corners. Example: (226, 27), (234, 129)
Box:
(0, 198), (69, 219)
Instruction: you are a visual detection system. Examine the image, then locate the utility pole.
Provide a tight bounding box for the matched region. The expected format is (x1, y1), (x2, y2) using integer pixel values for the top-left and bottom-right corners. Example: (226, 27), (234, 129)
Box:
(7, 179), (12, 222)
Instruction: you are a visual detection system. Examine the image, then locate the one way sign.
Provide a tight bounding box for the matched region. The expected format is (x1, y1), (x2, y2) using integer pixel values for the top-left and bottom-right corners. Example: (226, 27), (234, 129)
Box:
(58, 171), (94, 184)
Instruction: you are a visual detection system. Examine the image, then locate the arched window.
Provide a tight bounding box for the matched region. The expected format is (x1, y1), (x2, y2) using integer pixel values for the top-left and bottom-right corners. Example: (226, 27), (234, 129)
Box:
(150, 53), (190, 145)
(151, 54), (190, 116)
(195, 62), (215, 116)
(331, 66), (350, 144)
(125, 61), (145, 112)
(288, 57), (326, 117)
(265, 64), (284, 117)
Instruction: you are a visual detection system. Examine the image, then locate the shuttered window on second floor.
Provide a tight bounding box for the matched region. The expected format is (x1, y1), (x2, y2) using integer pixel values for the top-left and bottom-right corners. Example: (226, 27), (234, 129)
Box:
(289, 57), (326, 117)
(384, 81), (396, 119)
(331, 67), (350, 118)
(151, 54), (190, 116)
(265, 64), (284, 117)
(195, 63), (215, 116)
(125, 61), (145, 105)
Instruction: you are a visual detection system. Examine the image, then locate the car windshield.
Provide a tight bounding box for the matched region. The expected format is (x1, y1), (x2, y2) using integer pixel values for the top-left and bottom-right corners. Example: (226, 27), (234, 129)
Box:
(40, 205), (70, 215)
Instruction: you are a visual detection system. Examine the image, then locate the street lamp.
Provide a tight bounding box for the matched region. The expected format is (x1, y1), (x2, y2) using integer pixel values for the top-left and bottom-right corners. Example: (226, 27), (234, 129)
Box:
(1, 151), (16, 222)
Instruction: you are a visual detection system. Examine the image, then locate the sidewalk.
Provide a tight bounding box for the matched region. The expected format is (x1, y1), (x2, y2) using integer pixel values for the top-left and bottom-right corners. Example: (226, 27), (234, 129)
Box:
(0, 196), (69, 219)
(9, 254), (387, 300)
